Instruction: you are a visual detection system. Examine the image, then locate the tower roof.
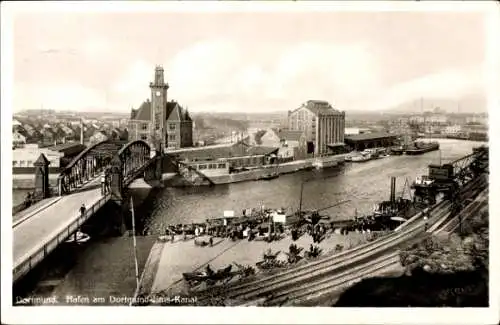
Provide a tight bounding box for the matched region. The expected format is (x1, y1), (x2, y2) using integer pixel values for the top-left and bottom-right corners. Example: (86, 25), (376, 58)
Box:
(34, 153), (50, 166)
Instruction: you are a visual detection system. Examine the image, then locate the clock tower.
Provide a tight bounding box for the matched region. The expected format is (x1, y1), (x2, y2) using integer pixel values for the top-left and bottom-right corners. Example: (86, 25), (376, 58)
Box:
(150, 65), (169, 150)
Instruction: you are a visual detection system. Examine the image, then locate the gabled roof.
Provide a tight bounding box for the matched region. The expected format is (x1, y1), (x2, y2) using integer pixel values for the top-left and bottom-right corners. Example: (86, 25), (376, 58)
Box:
(13, 131), (27, 139)
(278, 130), (304, 142)
(132, 100), (152, 121)
(172, 142), (279, 161)
(167, 101), (192, 122)
(42, 129), (54, 137)
(47, 142), (86, 155)
(291, 100), (341, 116)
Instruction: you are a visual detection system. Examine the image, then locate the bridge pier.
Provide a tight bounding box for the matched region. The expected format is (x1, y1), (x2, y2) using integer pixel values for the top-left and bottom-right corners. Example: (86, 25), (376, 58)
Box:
(34, 154), (50, 199)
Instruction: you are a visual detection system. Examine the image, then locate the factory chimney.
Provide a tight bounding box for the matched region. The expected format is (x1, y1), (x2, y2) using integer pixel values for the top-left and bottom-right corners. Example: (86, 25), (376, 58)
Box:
(80, 118), (84, 145)
(390, 177), (396, 203)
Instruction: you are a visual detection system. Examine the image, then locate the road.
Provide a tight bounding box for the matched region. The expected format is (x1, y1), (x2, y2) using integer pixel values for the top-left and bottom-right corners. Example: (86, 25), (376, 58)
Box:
(13, 177), (105, 270)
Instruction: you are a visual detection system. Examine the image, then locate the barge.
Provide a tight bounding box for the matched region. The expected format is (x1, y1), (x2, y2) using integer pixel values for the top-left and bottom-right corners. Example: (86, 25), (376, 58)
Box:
(405, 141), (440, 155)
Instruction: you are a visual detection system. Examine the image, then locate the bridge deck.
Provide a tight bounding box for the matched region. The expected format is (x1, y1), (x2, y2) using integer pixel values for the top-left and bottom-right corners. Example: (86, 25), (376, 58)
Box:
(13, 176), (109, 280)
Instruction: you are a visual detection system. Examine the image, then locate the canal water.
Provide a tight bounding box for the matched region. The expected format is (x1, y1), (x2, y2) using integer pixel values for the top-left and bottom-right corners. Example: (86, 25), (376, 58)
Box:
(143, 139), (483, 233)
(11, 139), (485, 303)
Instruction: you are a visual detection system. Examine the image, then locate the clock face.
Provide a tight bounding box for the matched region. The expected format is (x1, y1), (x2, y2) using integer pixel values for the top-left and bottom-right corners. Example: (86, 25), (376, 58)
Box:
(156, 91), (161, 97)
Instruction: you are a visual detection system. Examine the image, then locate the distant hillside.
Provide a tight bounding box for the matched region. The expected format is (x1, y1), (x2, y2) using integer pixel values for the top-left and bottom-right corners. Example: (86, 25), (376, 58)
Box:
(191, 113), (250, 134)
(193, 111), (287, 122)
(382, 94), (487, 114)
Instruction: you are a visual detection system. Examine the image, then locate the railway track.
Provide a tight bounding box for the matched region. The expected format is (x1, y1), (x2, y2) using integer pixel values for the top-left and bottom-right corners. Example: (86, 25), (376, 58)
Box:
(194, 175), (487, 305)
(277, 185), (489, 306)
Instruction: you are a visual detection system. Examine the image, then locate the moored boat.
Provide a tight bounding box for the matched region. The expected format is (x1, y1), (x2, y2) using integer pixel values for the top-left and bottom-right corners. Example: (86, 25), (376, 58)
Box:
(65, 231), (91, 244)
(405, 141), (440, 155)
(259, 172), (279, 181)
(351, 152), (371, 162)
(390, 146), (405, 155)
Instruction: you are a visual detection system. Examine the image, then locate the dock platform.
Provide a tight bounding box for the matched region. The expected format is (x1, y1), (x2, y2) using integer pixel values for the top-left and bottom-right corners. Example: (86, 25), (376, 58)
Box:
(138, 230), (373, 298)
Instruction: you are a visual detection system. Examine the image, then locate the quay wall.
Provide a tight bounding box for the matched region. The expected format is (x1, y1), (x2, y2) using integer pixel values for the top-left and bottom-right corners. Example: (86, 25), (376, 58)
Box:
(166, 154), (347, 187)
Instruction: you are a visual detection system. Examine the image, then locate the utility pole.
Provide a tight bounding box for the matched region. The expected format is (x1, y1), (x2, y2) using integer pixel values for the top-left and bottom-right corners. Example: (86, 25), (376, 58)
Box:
(298, 180), (305, 217)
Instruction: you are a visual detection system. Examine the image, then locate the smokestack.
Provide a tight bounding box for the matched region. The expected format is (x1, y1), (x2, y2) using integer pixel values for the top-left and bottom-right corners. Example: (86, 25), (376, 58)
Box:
(80, 118), (84, 145)
(390, 177), (396, 203)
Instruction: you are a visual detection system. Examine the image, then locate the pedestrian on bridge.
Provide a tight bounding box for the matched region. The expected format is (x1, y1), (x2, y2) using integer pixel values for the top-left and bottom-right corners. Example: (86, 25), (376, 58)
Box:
(80, 204), (86, 217)
(424, 215), (428, 231)
(101, 174), (106, 195)
(104, 167), (112, 194)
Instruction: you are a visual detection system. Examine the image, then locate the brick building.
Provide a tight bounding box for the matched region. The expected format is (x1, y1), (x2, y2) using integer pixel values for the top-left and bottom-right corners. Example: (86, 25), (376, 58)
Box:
(288, 100), (345, 156)
(128, 65), (193, 150)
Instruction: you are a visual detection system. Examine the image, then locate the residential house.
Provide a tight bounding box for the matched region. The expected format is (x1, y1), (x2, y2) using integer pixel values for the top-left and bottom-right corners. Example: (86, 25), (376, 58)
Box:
(89, 130), (109, 144)
(12, 131), (27, 147)
(258, 128), (281, 147)
(40, 128), (55, 146)
(277, 129), (307, 160)
(110, 128), (129, 141)
(255, 128), (307, 161)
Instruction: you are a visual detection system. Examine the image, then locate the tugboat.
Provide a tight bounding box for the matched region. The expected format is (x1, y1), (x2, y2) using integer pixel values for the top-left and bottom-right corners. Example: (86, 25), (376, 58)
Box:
(405, 141), (440, 155)
(390, 146), (405, 155)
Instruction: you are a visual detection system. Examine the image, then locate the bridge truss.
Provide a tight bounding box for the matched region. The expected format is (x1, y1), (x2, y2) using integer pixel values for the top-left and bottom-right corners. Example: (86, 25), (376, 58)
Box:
(57, 140), (153, 195)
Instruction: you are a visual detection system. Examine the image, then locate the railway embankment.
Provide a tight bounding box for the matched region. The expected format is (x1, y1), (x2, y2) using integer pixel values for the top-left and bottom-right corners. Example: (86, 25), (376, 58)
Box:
(334, 208), (489, 307)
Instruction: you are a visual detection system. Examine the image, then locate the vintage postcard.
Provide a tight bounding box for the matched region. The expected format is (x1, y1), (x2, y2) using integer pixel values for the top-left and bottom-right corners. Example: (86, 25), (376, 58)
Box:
(1, 1), (498, 324)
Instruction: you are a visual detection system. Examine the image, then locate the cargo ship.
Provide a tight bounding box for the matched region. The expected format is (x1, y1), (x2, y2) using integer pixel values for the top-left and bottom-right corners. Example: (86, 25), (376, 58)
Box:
(405, 141), (440, 155)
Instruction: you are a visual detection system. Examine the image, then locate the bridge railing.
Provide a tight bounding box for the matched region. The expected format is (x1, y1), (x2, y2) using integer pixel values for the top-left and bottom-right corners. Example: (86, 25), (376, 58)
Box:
(13, 193), (111, 283)
(57, 140), (121, 196)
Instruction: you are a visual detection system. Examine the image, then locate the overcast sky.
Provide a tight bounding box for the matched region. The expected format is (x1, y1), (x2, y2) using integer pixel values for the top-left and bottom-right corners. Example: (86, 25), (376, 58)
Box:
(9, 3), (489, 113)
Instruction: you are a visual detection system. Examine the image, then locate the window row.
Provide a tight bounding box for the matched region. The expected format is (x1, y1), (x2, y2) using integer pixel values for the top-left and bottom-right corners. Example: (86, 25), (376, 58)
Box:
(194, 163), (227, 170)
(13, 160), (57, 167)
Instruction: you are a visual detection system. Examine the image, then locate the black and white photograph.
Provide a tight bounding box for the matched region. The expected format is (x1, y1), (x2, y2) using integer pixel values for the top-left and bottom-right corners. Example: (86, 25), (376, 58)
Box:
(1, 1), (498, 324)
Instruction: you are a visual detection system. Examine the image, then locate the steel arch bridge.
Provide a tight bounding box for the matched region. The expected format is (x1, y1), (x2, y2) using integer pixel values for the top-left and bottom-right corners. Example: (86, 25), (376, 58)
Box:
(57, 140), (154, 195)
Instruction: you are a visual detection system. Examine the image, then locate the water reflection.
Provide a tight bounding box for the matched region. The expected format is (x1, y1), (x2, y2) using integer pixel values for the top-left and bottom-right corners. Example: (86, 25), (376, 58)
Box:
(141, 140), (485, 234)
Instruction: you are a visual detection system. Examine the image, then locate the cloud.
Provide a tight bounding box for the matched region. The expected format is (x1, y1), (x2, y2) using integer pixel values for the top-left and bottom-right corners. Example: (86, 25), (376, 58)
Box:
(158, 40), (384, 112)
(372, 65), (485, 110)
(28, 39), (482, 113)
(14, 82), (108, 111)
(167, 39), (242, 99)
(112, 60), (152, 97)
(268, 42), (383, 102)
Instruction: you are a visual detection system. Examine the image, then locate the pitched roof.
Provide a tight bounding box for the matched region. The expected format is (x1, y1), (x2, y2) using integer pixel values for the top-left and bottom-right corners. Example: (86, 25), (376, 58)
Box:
(171, 142), (279, 161)
(278, 130), (304, 142)
(344, 132), (397, 142)
(291, 100), (341, 116)
(47, 142), (86, 155)
(132, 100), (152, 121)
(167, 101), (192, 121)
